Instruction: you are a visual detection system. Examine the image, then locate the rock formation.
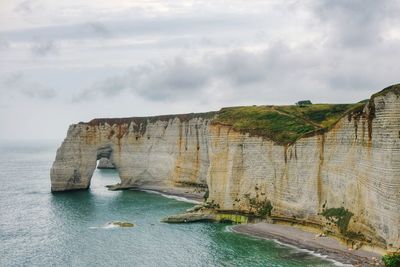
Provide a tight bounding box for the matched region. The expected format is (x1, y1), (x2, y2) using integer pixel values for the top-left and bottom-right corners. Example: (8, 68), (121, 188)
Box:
(51, 85), (400, 252)
(51, 113), (215, 192)
(97, 157), (115, 169)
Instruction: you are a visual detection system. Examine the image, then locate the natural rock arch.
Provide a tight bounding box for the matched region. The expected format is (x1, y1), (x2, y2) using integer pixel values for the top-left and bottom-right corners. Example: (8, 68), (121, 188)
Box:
(50, 141), (123, 191)
(50, 116), (212, 192)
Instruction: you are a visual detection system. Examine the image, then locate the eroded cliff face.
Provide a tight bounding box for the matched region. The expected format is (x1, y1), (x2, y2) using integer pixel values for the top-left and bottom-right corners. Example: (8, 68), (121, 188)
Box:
(207, 91), (400, 251)
(51, 88), (400, 251)
(50, 114), (214, 191)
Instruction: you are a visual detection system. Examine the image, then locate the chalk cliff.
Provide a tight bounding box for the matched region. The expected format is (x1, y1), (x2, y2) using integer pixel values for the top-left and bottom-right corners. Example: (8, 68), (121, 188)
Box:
(51, 113), (215, 191)
(51, 85), (400, 252)
(97, 158), (115, 169)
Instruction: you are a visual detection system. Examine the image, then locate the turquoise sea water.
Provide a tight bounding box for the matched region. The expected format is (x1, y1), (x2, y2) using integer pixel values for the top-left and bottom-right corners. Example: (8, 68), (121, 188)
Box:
(0, 140), (338, 267)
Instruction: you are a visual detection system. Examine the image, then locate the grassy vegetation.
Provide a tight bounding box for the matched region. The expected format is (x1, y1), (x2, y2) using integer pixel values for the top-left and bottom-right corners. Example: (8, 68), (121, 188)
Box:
(257, 200), (273, 217)
(382, 253), (400, 267)
(213, 103), (363, 145)
(276, 104), (359, 128)
(247, 197), (273, 217)
(87, 84), (400, 145)
(321, 207), (353, 234)
(203, 190), (209, 201)
(88, 111), (217, 128)
(215, 213), (249, 224)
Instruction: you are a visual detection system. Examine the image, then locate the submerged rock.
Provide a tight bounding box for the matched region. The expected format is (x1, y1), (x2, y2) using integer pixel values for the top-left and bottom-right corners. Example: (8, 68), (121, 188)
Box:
(105, 184), (123, 191)
(109, 221), (134, 227)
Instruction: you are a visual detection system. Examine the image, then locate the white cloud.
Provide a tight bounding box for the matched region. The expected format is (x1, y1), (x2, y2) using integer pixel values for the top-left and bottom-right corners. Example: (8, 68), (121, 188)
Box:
(1, 72), (57, 99)
(0, 0), (400, 139)
(31, 40), (58, 56)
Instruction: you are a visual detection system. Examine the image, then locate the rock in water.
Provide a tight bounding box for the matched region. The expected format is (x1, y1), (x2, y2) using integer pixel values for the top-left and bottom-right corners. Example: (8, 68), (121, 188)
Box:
(97, 157), (115, 169)
(109, 221), (134, 227)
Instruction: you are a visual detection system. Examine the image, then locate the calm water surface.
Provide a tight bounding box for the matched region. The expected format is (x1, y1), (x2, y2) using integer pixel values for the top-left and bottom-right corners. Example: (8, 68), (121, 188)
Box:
(0, 140), (338, 267)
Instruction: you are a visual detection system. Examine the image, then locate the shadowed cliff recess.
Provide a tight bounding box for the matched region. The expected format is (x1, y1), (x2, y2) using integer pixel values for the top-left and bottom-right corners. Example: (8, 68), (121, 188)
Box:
(51, 84), (400, 253)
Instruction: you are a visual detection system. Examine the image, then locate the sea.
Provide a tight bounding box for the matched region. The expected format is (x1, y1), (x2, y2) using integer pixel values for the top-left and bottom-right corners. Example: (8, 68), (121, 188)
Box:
(0, 140), (341, 267)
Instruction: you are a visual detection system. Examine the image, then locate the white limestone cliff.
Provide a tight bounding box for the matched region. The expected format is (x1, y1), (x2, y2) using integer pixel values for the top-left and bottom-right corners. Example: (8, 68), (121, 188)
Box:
(51, 113), (214, 191)
(51, 86), (400, 252)
(97, 157), (115, 169)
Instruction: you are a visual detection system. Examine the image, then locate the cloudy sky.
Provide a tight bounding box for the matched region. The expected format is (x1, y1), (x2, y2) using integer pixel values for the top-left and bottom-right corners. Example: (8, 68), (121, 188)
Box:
(1, 0), (400, 139)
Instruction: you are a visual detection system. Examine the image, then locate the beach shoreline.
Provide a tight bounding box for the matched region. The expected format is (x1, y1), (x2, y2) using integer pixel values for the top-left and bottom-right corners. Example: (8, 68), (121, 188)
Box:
(129, 185), (205, 203)
(232, 222), (384, 267)
(127, 187), (385, 266)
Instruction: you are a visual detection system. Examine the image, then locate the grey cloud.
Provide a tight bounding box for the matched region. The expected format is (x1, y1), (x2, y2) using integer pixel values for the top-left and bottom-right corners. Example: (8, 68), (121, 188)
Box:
(84, 22), (111, 37)
(327, 73), (380, 93)
(31, 40), (57, 56)
(73, 37), (400, 105)
(2, 72), (57, 99)
(4, 1), (400, 105)
(0, 13), (267, 43)
(2, 0), (400, 141)
(0, 39), (9, 49)
(210, 45), (306, 86)
(14, 0), (36, 15)
(313, 0), (400, 47)
(3, 73), (21, 88)
(134, 58), (210, 100)
(213, 50), (267, 85)
(73, 57), (210, 102)
(75, 75), (128, 101)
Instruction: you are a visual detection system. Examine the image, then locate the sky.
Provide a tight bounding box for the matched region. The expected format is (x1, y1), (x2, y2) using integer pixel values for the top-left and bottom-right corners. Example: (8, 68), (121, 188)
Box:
(1, 0), (400, 140)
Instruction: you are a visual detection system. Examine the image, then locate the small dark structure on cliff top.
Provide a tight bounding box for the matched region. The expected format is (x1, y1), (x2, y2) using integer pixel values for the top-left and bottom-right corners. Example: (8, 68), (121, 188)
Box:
(296, 100), (312, 107)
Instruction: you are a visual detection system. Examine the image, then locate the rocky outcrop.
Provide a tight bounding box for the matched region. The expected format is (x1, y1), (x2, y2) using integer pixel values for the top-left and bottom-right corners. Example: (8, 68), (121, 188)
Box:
(51, 85), (400, 252)
(51, 113), (215, 191)
(207, 91), (400, 252)
(108, 221), (134, 227)
(97, 157), (115, 169)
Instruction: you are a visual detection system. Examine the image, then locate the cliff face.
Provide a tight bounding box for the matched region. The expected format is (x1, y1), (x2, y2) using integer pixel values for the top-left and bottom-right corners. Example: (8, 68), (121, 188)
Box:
(51, 86), (400, 252)
(51, 114), (214, 191)
(97, 157), (115, 169)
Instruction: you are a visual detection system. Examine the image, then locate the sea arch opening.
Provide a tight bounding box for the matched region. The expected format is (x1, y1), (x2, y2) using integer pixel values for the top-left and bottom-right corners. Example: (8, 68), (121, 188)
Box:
(90, 146), (122, 191)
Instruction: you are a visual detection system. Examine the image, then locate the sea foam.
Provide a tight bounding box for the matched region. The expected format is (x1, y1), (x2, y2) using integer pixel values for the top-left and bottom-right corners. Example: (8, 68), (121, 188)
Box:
(271, 239), (352, 266)
(140, 189), (202, 204)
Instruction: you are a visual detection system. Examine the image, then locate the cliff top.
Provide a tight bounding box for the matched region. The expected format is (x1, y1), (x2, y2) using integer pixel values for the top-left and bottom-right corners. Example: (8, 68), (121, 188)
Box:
(213, 83), (400, 144)
(212, 103), (364, 145)
(86, 111), (217, 126)
(85, 103), (363, 145)
(83, 84), (400, 146)
(83, 101), (363, 146)
(371, 83), (400, 99)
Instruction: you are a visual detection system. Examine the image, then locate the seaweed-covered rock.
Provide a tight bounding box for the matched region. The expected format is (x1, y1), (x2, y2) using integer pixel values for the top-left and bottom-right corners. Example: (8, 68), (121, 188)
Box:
(109, 221), (134, 227)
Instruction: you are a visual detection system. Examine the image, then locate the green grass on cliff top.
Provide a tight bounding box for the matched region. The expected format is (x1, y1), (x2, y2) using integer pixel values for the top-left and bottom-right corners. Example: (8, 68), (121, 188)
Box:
(213, 103), (364, 145)
(87, 83), (399, 146)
